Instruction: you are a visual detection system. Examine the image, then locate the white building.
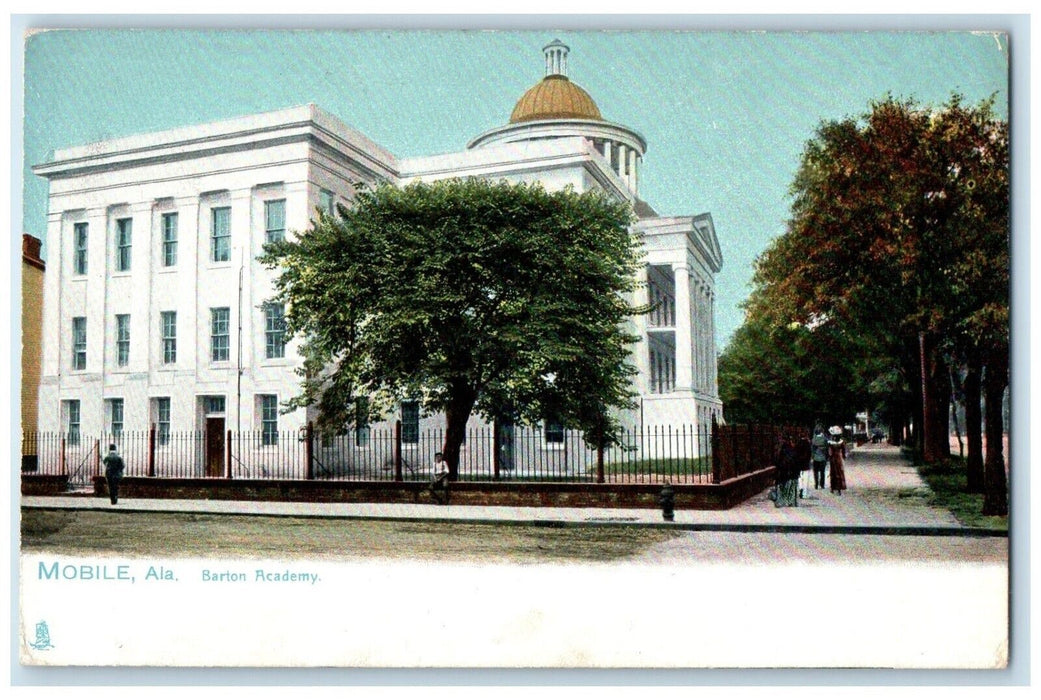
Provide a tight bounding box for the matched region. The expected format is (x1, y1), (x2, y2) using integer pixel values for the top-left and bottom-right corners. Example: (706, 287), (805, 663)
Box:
(32, 39), (723, 479)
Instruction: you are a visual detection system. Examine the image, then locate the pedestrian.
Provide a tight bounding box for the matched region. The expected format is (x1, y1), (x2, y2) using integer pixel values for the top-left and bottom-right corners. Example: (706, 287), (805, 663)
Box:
(430, 452), (450, 505)
(827, 426), (848, 495)
(797, 432), (813, 497)
(102, 443), (125, 505)
(810, 425), (829, 490)
(773, 433), (800, 507)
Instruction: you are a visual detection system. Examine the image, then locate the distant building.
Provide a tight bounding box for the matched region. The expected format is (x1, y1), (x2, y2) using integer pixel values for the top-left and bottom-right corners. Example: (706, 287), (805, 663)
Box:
(22, 234), (45, 436)
(32, 39), (723, 477)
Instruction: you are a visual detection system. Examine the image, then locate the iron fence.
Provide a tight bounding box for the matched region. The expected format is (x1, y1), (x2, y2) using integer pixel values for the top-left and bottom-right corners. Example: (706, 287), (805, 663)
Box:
(711, 422), (808, 482)
(22, 423), (728, 484)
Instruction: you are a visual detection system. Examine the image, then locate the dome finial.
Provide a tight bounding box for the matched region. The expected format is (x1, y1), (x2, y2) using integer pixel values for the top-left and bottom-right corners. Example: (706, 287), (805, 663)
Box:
(543, 38), (570, 78)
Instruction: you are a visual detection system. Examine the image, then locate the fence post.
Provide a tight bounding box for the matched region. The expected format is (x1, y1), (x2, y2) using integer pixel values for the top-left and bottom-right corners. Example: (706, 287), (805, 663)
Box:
(394, 420), (403, 482)
(305, 421), (315, 480)
(148, 424), (157, 477)
(493, 423), (501, 480)
(60, 436), (67, 476)
(94, 439), (101, 478)
(225, 430), (233, 479)
(711, 416), (720, 484)
(596, 442), (605, 484)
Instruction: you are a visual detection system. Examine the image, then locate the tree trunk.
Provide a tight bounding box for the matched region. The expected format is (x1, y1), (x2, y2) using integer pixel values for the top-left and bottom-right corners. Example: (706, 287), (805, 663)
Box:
(907, 349), (924, 458)
(949, 366), (963, 458)
(920, 332), (952, 463)
(887, 401), (905, 446)
(982, 349), (1008, 516)
(963, 351), (984, 493)
(441, 385), (478, 480)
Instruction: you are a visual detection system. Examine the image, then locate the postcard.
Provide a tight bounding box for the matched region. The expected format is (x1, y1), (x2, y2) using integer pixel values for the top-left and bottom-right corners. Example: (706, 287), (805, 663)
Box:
(16, 24), (1013, 672)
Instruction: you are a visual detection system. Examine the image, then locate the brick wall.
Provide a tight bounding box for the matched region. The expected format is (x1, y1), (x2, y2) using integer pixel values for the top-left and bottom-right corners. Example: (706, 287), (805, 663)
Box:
(68, 468), (776, 510)
(21, 474), (69, 496)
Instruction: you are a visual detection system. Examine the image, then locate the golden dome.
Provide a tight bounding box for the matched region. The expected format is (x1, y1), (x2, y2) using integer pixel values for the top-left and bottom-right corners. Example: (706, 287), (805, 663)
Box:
(509, 75), (603, 123)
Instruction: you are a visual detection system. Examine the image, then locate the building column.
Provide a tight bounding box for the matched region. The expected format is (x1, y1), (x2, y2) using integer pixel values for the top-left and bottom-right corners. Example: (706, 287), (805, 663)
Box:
(692, 279), (703, 392)
(709, 291), (719, 395)
(634, 266), (652, 397)
(40, 211), (64, 382)
(627, 148), (637, 192)
(702, 285), (711, 392)
(177, 197), (201, 375)
(673, 263), (693, 391)
(38, 211), (65, 432)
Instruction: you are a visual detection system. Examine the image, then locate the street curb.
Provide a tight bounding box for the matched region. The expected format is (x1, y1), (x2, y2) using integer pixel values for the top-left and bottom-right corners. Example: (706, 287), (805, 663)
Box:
(21, 504), (1008, 538)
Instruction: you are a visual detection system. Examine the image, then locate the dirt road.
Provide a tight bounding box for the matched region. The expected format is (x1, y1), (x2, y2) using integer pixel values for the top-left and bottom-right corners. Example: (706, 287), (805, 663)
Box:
(21, 507), (1005, 565)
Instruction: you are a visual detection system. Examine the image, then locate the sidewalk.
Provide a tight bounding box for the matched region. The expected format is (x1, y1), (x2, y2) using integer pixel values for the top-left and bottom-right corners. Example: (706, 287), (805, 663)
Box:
(20, 443), (1004, 536)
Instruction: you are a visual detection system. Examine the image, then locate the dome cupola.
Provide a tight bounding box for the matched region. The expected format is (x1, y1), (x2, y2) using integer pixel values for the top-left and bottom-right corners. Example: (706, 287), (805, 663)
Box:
(509, 40), (603, 123)
(467, 39), (647, 196)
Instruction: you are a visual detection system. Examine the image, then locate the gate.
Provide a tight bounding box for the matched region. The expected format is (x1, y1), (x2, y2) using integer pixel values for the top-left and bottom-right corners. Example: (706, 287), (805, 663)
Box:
(67, 439), (99, 491)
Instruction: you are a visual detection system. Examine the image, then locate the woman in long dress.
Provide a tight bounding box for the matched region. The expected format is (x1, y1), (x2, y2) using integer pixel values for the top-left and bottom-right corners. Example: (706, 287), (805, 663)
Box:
(827, 426), (847, 495)
(773, 434), (800, 507)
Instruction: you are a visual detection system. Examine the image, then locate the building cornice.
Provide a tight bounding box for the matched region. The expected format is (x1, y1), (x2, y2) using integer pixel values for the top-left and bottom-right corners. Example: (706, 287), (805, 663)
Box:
(33, 105), (399, 183)
(635, 214), (724, 274)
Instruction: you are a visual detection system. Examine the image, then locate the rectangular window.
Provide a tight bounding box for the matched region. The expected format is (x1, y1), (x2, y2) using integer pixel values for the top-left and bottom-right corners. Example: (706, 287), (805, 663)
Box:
(260, 395), (278, 446)
(108, 398), (124, 438)
(73, 222), (88, 275)
(264, 199), (286, 243)
(65, 400), (81, 445)
(155, 397), (171, 445)
(203, 396), (226, 415)
(210, 307), (230, 362)
(401, 401), (419, 444)
(355, 396), (370, 447)
(319, 189), (335, 216)
(264, 303), (286, 359)
(211, 206), (231, 262)
(116, 314), (130, 367)
(162, 212), (178, 267)
(544, 416), (565, 445)
(116, 217), (132, 272)
(71, 317), (87, 370)
(161, 311), (177, 364)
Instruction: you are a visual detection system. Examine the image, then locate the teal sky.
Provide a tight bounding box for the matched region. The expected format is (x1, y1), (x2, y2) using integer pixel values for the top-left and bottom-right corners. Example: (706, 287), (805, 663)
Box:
(20, 29), (1009, 348)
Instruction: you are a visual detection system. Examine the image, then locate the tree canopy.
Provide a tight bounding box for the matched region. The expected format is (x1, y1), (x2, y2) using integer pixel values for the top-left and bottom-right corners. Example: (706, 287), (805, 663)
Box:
(732, 94), (1008, 513)
(259, 178), (645, 476)
(718, 314), (893, 428)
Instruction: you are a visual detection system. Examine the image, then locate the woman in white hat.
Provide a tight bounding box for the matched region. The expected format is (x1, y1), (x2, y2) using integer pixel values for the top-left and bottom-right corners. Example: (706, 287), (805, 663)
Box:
(827, 426), (847, 494)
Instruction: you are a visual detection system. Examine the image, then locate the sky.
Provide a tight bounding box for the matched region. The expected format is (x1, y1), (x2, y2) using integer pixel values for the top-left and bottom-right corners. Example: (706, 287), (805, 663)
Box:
(19, 27), (1010, 349)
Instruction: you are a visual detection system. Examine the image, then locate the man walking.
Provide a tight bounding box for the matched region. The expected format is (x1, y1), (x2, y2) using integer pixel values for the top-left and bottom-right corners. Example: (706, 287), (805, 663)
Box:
(810, 425), (829, 490)
(102, 443), (125, 505)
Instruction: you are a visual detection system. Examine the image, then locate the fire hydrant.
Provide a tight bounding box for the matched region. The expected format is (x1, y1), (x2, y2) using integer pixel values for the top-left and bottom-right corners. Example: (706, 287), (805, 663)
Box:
(658, 482), (675, 522)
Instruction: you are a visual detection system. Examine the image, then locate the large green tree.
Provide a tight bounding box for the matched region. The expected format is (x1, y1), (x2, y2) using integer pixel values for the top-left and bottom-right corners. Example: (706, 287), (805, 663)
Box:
(260, 178), (645, 478)
(745, 95), (1008, 514)
(926, 98), (1009, 513)
(718, 314), (890, 428)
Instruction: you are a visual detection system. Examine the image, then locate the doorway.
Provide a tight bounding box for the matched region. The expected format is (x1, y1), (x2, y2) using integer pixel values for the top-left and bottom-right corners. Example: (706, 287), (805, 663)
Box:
(205, 416), (225, 477)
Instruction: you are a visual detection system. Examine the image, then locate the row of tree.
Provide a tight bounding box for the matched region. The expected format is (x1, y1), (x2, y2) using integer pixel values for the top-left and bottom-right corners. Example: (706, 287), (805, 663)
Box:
(719, 95), (1009, 515)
